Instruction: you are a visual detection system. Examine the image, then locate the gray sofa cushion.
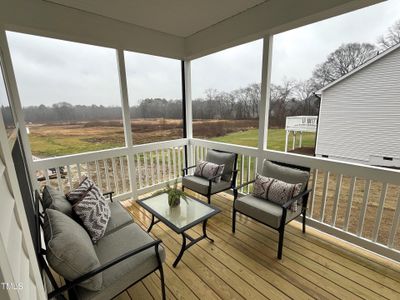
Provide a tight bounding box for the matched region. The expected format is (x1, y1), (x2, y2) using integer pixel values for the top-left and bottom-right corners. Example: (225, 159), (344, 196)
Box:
(105, 201), (134, 235)
(262, 161), (310, 193)
(206, 149), (236, 182)
(75, 223), (165, 300)
(182, 175), (231, 195)
(234, 194), (301, 228)
(43, 209), (102, 291)
(42, 185), (73, 217)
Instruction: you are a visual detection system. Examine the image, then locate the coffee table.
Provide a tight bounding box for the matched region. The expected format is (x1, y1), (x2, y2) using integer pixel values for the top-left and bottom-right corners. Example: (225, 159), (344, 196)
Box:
(138, 193), (221, 267)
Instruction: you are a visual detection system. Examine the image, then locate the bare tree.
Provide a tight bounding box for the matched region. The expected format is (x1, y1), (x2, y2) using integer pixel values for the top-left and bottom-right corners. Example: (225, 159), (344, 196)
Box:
(312, 42), (377, 87)
(378, 20), (400, 50)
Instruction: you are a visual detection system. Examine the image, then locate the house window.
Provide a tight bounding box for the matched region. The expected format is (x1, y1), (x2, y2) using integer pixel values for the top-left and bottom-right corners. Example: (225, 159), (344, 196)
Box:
(7, 31), (124, 158)
(124, 51), (183, 145)
(0, 60), (16, 143)
(191, 39), (263, 148)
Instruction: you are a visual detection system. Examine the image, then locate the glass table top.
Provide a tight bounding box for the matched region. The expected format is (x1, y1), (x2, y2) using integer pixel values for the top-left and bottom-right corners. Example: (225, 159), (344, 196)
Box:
(138, 193), (220, 232)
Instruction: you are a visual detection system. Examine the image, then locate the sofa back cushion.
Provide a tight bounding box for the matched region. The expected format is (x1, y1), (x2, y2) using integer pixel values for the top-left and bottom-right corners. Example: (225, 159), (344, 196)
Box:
(205, 149), (236, 182)
(42, 185), (73, 218)
(261, 161), (309, 193)
(43, 209), (102, 291)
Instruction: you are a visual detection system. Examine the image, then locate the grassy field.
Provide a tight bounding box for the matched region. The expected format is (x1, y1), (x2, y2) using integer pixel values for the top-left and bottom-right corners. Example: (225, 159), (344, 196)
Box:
(211, 128), (316, 151)
(28, 119), (316, 157)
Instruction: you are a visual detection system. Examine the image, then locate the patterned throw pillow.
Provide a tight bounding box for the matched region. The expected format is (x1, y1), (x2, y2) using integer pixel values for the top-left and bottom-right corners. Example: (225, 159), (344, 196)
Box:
(73, 188), (111, 243)
(194, 160), (225, 183)
(253, 174), (302, 212)
(67, 177), (93, 204)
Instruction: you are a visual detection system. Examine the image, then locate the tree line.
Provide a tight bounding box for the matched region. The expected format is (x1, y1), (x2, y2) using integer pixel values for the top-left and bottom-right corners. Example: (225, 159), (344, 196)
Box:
(2, 19), (399, 128)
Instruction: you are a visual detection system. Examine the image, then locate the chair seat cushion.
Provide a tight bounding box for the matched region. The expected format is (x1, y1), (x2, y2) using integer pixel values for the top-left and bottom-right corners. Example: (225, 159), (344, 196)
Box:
(75, 223), (165, 300)
(42, 185), (73, 218)
(182, 175), (231, 195)
(234, 195), (301, 228)
(105, 201), (134, 235)
(43, 209), (102, 291)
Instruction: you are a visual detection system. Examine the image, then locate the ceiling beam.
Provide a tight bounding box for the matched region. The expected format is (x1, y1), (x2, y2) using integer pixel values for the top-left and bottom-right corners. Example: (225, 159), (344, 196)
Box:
(184, 0), (383, 59)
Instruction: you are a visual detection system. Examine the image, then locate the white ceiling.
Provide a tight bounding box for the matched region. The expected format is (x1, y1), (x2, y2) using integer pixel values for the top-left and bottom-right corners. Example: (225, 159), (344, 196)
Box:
(45, 0), (267, 37)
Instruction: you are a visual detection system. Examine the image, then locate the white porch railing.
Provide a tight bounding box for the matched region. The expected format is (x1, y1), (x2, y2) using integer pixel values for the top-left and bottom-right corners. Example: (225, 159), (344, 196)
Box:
(32, 138), (400, 261)
(32, 139), (187, 201)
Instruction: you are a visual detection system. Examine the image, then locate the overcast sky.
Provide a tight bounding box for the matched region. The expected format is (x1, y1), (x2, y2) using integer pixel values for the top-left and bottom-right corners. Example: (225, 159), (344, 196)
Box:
(1, 0), (400, 108)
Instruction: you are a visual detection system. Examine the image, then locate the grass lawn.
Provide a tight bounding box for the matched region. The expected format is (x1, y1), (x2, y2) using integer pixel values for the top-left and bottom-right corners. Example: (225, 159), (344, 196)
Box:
(211, 128), (316, 151)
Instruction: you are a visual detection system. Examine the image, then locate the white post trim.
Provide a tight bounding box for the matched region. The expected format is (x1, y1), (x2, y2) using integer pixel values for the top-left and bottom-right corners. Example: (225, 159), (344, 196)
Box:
(258, 35), (273, 171)
(0, 29), (38, 190)
(284, 130), (289, 152)
(184, 60), (194, 166)
(116, 49), (137, 199)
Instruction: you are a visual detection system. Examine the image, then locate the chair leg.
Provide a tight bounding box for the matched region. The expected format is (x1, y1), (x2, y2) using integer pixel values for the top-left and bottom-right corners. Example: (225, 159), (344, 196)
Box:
(207, 194), (211, 204)
(182, 186), (185, 192)
(159, 266), (166, 300)
(232, 209), (236, 233)
(277, 227), (285, 260)
(302, 210), (306, 233)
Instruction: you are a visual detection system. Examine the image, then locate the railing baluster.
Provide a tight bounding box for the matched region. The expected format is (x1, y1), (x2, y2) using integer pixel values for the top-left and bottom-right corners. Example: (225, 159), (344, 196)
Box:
(167, 148), (172, 181)
(319, 171), (330, 222)
(56, 166), (62, 192)
(77, 163), (82, 179)
(254, 157), (258, 177)
(104, 160), (110, 192)
(372, 183), (388, 242)
(331, 174), (342, 226)
(161, 149), (166, 181)
(310, 169), (318, 218)
(388, 189), (400, 248)
(44, 169), (50, 186)
(136, 154), (142, 189)
(156, 150), (161, 183)
(357, 179), (371, 236)
(177, 147), (182, 177)
(111, 157), (118, 194)
(150, 151), (155, 185)
(246, 156), (251, 194)
(66, 165), (73, 191)
(95, 160), (102, 190)
(143, 152), (149, 187)
(240, 154), (244, 193)
(344, 177), (356, 231)
(119, 157), (126, 193)
(172, 147), (177, 179)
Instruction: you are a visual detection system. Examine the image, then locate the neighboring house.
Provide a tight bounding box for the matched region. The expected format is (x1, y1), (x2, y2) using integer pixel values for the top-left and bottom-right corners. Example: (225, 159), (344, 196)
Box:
(315, 43), (400, 167)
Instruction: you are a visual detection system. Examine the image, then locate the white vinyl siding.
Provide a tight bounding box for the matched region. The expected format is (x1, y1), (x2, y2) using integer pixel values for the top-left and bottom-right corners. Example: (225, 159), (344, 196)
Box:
(316, 47), (400, 166)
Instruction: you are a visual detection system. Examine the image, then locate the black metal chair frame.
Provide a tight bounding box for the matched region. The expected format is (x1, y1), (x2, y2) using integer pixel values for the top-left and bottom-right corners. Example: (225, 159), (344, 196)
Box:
(182, 149), (239, 204)
(34, 191), (166, 300)
(232, 162), (311, 259)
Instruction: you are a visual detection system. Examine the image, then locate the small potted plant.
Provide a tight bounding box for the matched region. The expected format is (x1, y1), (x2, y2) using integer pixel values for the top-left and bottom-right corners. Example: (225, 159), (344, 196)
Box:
(153, 179), (187, 207)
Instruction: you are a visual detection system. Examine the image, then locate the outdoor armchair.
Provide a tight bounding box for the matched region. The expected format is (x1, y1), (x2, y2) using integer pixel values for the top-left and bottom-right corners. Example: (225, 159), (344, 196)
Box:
(232, 160), (311, 259)
(182, 149), (238, 203)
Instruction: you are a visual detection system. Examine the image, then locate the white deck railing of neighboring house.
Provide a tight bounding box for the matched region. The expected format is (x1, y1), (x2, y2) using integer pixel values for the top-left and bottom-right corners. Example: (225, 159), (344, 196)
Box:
(32, 138), (400, 261)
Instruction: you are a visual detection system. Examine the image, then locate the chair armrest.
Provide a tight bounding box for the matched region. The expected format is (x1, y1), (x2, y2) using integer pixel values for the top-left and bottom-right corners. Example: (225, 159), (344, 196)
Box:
(282, 189), (312, 209)
(48, 239), (163, 299)
(234, 179), (256, 192)
(182, 165), (196, 176)
(103, 191), (114, 202)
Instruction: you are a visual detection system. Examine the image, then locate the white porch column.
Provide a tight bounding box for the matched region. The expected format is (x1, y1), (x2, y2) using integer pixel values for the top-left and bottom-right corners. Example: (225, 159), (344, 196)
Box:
(183, 60), (194, 167)
(257, 35), (273, 171)
(0, 30), (38, 190)
(116, 49), (138, 199)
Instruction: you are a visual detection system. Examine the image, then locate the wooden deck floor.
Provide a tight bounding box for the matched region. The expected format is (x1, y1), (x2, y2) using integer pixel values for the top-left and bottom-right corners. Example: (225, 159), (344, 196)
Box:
(117, 192), (400, 300)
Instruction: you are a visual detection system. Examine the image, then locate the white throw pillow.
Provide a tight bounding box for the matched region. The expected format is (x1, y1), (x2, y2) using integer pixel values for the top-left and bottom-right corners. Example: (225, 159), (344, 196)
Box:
(253, 174), (302, 212)
(73, 184), (111, 242)
(194, 160), (225, 183)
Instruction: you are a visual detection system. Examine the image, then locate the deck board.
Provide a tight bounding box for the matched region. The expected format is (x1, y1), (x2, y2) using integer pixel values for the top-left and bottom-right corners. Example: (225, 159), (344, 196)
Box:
(121, 192), (400, 300)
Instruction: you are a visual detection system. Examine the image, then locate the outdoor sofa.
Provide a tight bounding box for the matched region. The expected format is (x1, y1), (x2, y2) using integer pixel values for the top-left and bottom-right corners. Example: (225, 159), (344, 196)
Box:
(35, 185), (166, 300)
